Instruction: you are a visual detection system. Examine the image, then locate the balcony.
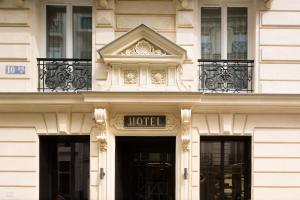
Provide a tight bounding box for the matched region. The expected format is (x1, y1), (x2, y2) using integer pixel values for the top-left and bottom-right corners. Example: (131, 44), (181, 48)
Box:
(37, 58), (92, 92)
(198, 59), (254, 93)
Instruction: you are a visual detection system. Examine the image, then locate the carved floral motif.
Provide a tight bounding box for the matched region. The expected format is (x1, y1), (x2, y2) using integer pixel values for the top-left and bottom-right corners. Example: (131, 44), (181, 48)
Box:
(151, 70), (167, 85)
(124, 70), (138, 84)
(120, 40), (167, 56)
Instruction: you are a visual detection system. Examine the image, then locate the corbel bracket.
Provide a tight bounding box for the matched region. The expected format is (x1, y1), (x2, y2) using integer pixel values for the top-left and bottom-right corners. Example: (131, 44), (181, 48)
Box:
(94, 108), (108, 151)
(181, 109), (191, 151)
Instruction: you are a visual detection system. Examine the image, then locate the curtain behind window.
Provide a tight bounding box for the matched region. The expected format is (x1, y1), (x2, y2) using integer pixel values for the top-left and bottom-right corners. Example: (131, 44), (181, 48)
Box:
(46, 6), (66, 58)
(73, 6), (92, 59)
(201, 7), (221, 60)
(227, 7), (248, 60)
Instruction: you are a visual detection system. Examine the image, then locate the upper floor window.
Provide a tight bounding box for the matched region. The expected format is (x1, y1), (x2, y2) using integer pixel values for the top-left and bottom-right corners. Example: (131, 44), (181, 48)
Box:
(46, 5), (92, 59)
(201, 6), (248, 60)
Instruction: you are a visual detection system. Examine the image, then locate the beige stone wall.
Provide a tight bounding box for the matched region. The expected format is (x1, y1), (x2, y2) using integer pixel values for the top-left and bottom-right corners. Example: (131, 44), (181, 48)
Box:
(192, 113), (300, 200)
(0, 112), (99, 200)
(0, 0), (40, 92)
(0, 0), (300, 93)
(258, 0), (300, 93)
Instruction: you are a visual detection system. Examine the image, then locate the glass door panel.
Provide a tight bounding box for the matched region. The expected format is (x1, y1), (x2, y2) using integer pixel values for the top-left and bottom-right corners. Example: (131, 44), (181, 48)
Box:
(200, 137), (251, 200)
(115, 137), (176, 200)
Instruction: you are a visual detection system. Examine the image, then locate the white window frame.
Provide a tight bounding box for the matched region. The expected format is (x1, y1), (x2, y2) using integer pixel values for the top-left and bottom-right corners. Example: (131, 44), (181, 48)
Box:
(199, 0), (253, 60)
(41, 0), (92, 58)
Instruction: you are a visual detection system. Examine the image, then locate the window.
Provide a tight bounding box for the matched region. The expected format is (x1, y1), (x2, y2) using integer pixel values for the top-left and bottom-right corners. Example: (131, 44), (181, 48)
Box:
(46, 5), (92, 59)
(201, 6), (248, 60)
(200, 137), (251, 200)
(39, 136), (90, 200)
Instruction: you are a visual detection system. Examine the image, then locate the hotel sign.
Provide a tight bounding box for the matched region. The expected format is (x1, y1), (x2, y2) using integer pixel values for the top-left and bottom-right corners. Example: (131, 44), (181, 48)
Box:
(124, 115), (166, 128)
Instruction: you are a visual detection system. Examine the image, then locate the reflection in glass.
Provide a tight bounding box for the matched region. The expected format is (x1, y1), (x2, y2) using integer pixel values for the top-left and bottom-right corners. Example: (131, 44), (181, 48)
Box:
(115, 137), (175, 200)
(227, 8), (248, 59)
(200, 137), (251, 200)
(73, 6), (92, 59)
(201, 7), (221, 59)
(39, 136), (90, 200)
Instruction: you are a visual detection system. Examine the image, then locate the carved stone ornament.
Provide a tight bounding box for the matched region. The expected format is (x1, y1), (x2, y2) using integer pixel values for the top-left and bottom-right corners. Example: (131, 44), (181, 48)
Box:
(263, 0), (273, 9)
(178, 0), (189, 9)
(120, 40), (167, 56)
(110, 113), (179, 132)
(94, 108), (108, 151)
(124, 70), (138, 84)
(99, 0), (108, 9)
(181, 109), (191, 151)
(151, 70), (167, 85)
(15, 0), (25, 7)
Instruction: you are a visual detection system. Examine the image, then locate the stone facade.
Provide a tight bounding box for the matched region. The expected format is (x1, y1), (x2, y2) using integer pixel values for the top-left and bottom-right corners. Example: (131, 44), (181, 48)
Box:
(0, 0), (300, 200)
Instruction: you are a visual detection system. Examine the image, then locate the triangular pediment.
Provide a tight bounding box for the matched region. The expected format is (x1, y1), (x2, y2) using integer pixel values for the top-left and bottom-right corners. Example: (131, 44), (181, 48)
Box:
(98, 24), (187, 64)
(119, 39), (169, 56)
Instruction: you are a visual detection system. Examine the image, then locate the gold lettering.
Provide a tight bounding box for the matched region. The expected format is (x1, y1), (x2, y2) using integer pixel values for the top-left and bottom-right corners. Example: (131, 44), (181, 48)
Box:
(150, 117), (155, 126)
(157, 117), (161, 126)
(128, 117), (132, 127)
(144, 117), (150, 126)
(137, 117), (143, 126)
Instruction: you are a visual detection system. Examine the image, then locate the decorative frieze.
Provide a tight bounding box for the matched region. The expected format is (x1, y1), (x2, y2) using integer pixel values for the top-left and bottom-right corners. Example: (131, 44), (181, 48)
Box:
(120, 40), (167, 56)
(124, 70), (138, 84)
(151, 70), (167, 85)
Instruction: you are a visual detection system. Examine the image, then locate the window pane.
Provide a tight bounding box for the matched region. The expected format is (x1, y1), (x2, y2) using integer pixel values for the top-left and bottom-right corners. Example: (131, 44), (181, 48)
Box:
(200, 137), (251, 200)
(201, 7), (221, 59)
(73, 6), (92, 59)
(46, 6), (66, 58)
(39, 136), (90, 200)
(227, 7), (248, 60)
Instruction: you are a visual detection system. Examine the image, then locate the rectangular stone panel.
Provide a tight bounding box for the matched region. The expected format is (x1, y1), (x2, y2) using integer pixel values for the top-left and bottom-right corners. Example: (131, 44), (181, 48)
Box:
(261, 11), (300, 26)
(116, 14), (175, 31)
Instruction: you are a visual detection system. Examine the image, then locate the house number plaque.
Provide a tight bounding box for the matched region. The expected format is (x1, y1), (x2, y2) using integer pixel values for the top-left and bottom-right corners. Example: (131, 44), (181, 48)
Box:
(124, 115), (166, 128)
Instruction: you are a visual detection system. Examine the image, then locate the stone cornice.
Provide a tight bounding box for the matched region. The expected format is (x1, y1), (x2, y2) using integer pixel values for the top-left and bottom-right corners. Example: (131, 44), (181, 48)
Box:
(1, 92), (300, 113)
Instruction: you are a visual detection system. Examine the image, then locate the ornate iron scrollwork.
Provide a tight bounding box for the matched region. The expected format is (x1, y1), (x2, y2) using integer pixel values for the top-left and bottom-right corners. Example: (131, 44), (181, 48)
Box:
(198, 59), (254, 93)
(38, 58), (91, 92)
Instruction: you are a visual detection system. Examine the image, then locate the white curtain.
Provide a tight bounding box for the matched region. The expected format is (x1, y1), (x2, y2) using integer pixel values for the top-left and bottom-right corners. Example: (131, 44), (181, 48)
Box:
(73, 6), (92, 59)
(46, 5), (66, 58)
(227, 7), (248, 60)
(201, 7), (221, 60)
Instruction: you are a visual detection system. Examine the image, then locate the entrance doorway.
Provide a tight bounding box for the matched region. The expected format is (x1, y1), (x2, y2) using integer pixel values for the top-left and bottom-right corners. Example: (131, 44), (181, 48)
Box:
(115, 137), (176, 200)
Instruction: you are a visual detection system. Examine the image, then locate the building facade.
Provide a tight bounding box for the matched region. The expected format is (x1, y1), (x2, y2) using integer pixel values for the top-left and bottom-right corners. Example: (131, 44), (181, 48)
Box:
(0, 0), (300, 199)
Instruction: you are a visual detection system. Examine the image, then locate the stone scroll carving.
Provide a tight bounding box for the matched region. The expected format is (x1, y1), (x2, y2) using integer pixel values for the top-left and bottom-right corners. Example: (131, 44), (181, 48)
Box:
(120, 40), (167, 56)
(181, 109), (191, 151)
(94, 108), (108, 151)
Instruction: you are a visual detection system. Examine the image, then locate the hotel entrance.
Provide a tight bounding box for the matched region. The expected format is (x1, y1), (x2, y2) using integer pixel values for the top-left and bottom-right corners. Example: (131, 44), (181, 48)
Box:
(115, 137), (176, 200)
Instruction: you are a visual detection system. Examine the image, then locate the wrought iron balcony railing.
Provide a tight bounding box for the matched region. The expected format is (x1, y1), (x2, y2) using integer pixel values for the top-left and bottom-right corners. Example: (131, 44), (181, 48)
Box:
(38, 58), (92, 92)
(198, 59), (254, 93)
